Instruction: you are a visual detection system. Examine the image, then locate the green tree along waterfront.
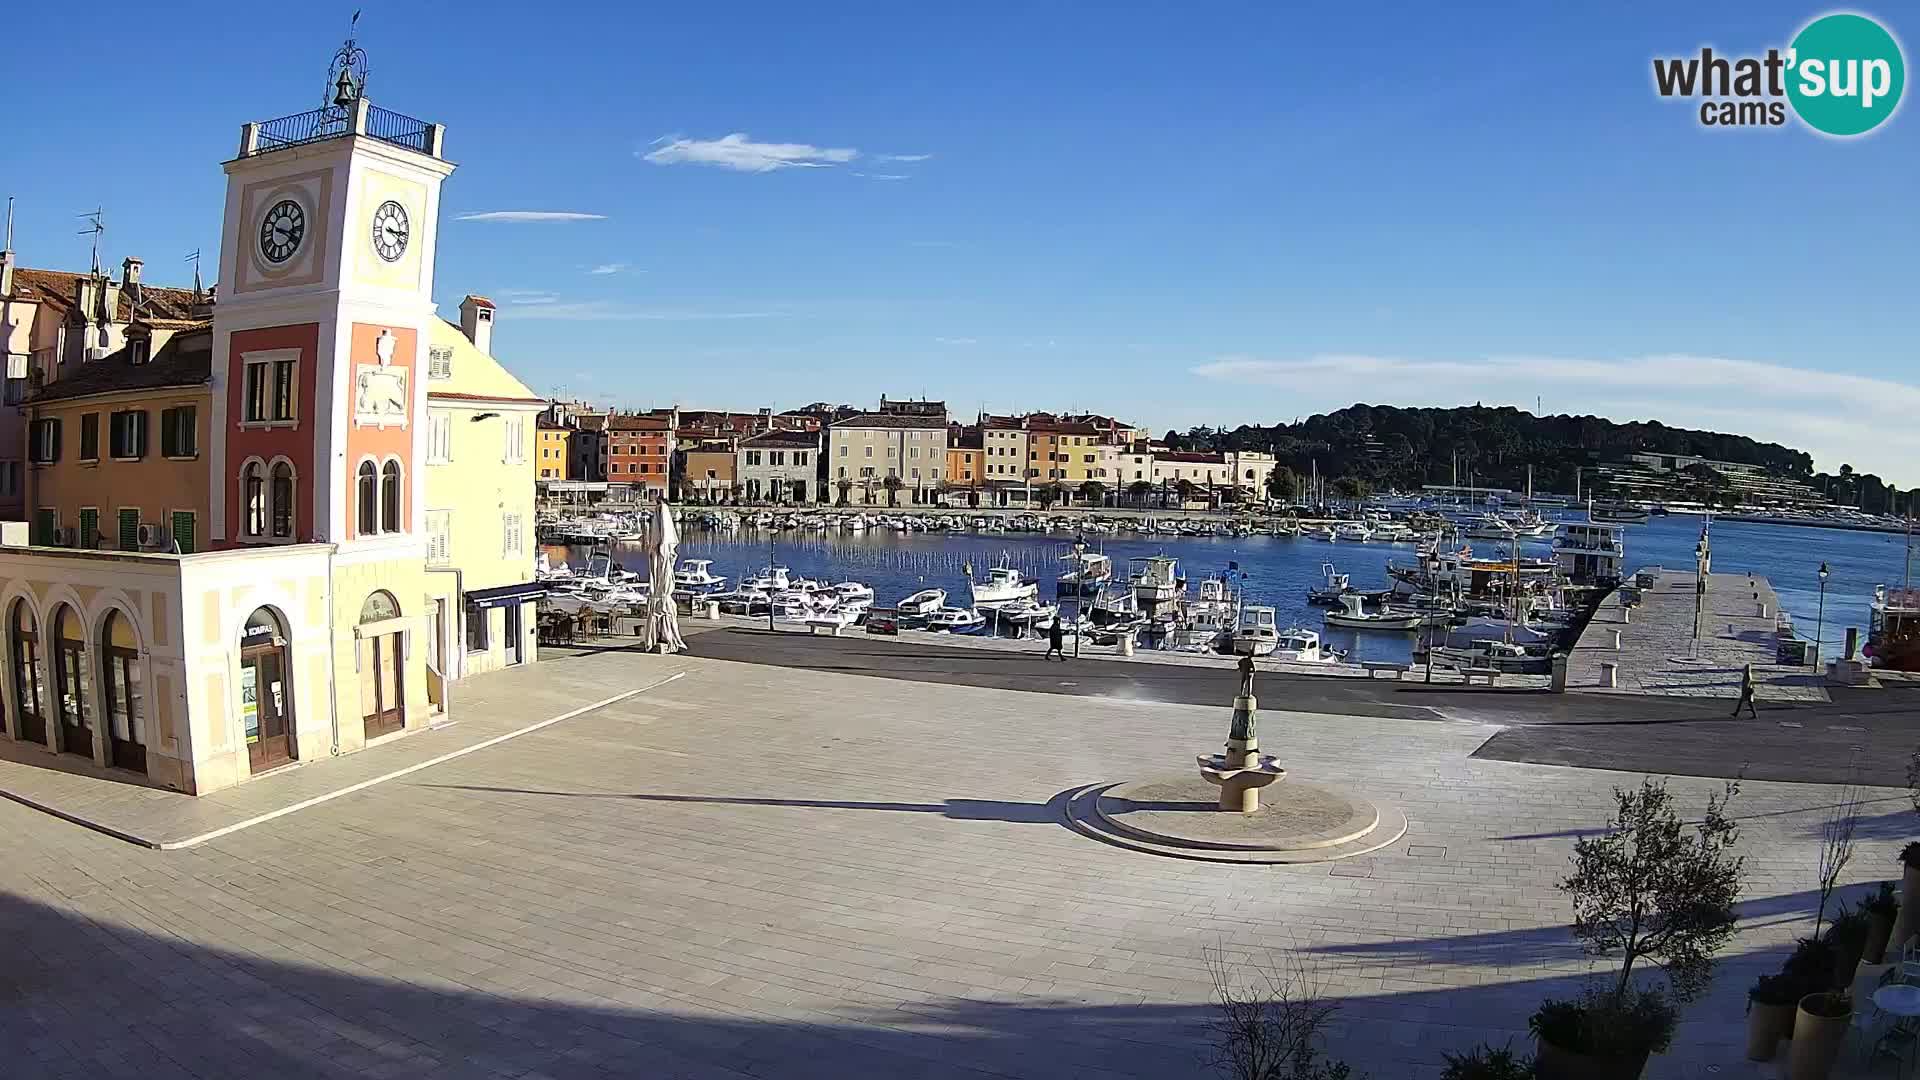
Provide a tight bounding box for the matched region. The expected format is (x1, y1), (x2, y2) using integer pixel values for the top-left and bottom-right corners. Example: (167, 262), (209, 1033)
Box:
(1163, 404), (1919, 512)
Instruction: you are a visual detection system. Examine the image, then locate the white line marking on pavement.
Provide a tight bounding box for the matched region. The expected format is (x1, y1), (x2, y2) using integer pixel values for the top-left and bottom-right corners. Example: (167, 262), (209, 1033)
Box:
(160, 672), (686, 850)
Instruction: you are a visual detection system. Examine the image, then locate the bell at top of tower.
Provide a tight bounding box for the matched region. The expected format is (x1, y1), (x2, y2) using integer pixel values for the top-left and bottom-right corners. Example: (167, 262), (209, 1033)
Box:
(232, 14), (444, 164)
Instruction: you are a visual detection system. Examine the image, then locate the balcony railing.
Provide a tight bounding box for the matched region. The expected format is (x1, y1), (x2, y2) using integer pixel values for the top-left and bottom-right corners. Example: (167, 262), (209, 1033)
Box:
(245, 102), (438, 158)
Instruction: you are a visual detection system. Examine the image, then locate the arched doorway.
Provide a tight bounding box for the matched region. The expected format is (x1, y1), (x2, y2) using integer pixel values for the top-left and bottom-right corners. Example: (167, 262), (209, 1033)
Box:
(99, 611), (146, 774)
(50, 605), (92, 759)
(240, 608), (296, 773)
(358, 591), (405, 740)
(8, 600), (47, 746)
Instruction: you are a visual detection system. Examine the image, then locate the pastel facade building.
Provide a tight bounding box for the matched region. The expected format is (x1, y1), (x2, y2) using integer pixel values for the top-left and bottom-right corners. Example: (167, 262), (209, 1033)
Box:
(422, 312), (543, 680)
(736, 429), (819, 503)
(827, 413), (946, 506)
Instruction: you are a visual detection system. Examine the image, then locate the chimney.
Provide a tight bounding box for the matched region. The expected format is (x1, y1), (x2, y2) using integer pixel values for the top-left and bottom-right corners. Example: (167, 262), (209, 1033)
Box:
(121, 256), (142, 289)
(0, 249), (13, 297)
(458, 294), (495, 354)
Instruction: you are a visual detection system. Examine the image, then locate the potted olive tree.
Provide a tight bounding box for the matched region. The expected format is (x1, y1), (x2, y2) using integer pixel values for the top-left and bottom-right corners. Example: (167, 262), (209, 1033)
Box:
(1529, 779), (1743, 1080)
(1825, 906), (1870, 988)
(1745, 973), (1803, 1061)
(1789, 989), (1852, 1080)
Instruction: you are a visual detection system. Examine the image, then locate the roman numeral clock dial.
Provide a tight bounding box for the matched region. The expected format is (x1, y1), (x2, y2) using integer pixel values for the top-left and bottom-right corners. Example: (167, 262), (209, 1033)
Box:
(371, 199), (410, 262)
(258, 199), (305, 264)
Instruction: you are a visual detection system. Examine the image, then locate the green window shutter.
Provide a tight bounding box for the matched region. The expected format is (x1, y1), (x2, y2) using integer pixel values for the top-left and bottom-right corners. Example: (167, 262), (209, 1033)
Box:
(32, 509), (55, 545)
(77, 509), (99, 549)
(171, 511), (196, 554)
(117, 509), (140, 550)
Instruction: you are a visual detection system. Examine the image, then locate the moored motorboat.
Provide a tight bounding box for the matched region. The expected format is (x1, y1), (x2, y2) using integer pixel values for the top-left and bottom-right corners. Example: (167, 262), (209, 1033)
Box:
(925, 606), (988, 634)
(971, 563), (1037, 609)
(1231, 605), (1280, 656)
(897, 588), (948, 617)
(1323, 593), (1423, 631)
(1274, 627), (1343, 664)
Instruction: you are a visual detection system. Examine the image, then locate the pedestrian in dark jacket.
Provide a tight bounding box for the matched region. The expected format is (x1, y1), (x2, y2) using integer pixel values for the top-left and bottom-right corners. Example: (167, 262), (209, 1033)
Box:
(1732, 662), (1758, 718)
(1046, 616), (1066, 661)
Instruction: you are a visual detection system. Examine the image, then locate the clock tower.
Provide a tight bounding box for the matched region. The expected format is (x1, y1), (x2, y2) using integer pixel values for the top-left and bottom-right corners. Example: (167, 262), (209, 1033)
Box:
(210, 37), (453, 747)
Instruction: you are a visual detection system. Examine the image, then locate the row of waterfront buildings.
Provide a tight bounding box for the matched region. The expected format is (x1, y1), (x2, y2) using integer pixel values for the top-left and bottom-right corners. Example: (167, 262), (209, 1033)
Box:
(535, 398), (1280, 509)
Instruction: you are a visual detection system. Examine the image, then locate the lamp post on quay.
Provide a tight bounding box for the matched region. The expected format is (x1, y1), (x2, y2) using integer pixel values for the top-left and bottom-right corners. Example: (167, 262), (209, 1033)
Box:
(1816, 561), (1830, 668)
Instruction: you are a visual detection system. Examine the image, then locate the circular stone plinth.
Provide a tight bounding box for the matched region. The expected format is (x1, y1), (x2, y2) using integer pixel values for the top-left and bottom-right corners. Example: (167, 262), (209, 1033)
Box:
(1064, 774), (1408, 863)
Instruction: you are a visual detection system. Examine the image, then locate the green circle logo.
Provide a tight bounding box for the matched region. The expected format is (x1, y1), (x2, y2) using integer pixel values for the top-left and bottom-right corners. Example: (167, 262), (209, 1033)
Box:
(1787, 13), (1906, 136)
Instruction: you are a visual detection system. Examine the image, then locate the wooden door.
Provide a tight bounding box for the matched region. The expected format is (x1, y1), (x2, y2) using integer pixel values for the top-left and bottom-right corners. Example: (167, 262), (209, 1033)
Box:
(362, 633), (404, 740)
(103, 645), (146, 774)
(54, 638), (91, 759)
(243, 645), (294, 773)
(10, 629), (47, 746)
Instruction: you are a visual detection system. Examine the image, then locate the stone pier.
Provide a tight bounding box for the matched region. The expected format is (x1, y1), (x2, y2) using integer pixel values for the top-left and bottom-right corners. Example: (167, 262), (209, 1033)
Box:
(1566, 568), (1827, 702)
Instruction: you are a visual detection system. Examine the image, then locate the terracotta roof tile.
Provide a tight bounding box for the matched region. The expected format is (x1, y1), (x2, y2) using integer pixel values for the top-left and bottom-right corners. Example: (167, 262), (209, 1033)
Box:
(29, 326), (213, 403)
(9, 267), (202, 323)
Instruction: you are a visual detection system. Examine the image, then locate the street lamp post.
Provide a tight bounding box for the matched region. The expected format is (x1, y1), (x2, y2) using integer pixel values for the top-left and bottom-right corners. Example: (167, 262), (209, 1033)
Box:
(767, 522), (776, 631)
(1816, 561), (1830, 667)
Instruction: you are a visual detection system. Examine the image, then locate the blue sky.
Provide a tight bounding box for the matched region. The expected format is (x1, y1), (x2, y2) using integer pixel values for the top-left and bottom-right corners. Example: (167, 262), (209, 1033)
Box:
(5, 2), (1916, 484)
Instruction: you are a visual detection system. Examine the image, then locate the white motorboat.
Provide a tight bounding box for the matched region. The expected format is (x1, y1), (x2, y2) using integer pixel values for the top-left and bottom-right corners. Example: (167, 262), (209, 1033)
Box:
(1274, 628), (1343, 664)
(996, 598), (1058, 626)
(1323, 594), (1423, 631)
(832, 581), (875, 604)
(1332, 521), (1373, 542)
(1231, 605), (1280, 656)
(1057, 549), (1114, 597)
(1130, 555), (1184, 606)
(741, 565), (792, 592)
(804, 607), (863, 631)
(1303, 524), (1337, 541)
(897, 588), (949, 617)
(673, 559), (726, 591)
(925, 606), (988, 634)
(970, 563), (1037, 608)
(1370, 521), (1416, 543)
(1306, 563), (1353, 606)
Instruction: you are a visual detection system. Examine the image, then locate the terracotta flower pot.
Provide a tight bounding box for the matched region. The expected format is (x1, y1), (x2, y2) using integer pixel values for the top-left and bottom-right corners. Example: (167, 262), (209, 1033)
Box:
(1746, 999), (1796, 1061)
(1788, 995), (1852, 1080)
(1534, 1035), (1649, 1080)
(1867, 910), (1896, 964)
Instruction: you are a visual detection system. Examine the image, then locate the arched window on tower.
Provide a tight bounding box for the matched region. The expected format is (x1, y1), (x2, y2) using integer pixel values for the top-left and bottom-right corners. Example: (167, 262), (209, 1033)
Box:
(380, 460), (401, 533)
(357, 461), (377, 535)
(243, 462), (265, 537)
(271, 462), (294, 539)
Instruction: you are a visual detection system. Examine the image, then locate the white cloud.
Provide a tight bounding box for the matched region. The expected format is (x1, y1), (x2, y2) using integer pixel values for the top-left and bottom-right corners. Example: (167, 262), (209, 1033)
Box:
(498, 300), (783, 322)
(933, 337), (977, 346)
(641, 133), (858, 173)
(455, 211), (607, 223)
(1192, 352), (1920, 486)
(853, 172), (911, 181)
(877, 153), (932, 163)
(588, 263), (630, 275)
(492, 288), (559, 305)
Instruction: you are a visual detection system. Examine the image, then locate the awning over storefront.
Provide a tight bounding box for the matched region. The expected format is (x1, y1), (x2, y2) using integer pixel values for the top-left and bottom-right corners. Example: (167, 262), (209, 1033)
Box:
(464, 582), (546, 610)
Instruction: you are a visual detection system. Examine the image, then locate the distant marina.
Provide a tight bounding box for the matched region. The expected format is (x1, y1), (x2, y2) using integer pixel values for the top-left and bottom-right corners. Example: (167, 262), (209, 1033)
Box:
(537, 504), (1914, 671)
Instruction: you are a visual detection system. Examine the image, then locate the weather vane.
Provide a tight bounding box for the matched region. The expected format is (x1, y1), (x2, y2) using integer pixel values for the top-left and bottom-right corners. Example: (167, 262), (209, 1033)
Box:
(325, 10), (369, 109)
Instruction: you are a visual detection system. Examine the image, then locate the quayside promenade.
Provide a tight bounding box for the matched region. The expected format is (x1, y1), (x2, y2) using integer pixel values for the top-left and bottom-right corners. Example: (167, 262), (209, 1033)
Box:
(0, 644), (1908, 1078)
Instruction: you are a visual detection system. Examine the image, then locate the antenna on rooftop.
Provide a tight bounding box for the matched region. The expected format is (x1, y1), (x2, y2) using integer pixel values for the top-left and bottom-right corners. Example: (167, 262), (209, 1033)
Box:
(185, 249), (204, 298)
(77, 207), (104, 276)
(3, 196), (14, 254)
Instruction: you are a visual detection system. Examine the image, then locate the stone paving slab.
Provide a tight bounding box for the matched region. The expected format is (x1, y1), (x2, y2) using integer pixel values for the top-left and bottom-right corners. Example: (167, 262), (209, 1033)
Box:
(0, 646), (1905, 1080)
(0, 662), (687, 848)
(1570, 568), (1830, 702)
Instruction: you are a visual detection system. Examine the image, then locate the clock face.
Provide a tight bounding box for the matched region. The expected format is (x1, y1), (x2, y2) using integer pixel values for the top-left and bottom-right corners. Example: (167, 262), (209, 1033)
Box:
(371, 200), (410, 263)
(259, 199), (306, 265)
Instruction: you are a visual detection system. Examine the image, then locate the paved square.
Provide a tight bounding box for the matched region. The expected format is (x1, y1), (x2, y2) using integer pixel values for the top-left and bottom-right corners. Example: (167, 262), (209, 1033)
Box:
(0, 648), (1905, 1078)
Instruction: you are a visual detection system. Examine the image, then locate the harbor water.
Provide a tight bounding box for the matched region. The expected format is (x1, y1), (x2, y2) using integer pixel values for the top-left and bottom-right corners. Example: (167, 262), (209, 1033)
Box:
(550, 513), (1913, 665)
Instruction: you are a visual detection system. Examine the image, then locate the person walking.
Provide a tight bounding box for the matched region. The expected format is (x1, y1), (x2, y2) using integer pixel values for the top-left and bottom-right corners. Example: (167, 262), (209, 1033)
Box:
(1045, 614), (1066, 661)
(1732, 662), (1759, 718)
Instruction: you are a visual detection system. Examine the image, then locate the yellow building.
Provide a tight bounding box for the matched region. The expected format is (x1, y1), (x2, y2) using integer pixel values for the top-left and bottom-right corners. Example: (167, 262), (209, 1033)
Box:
(24, 327), (213, 552)
(423, 298), (544, 681)
(535, 421), (570, 482)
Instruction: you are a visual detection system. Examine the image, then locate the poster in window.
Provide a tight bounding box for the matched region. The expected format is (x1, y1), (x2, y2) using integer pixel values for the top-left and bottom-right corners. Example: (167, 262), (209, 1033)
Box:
(241, 665), (259, 742)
